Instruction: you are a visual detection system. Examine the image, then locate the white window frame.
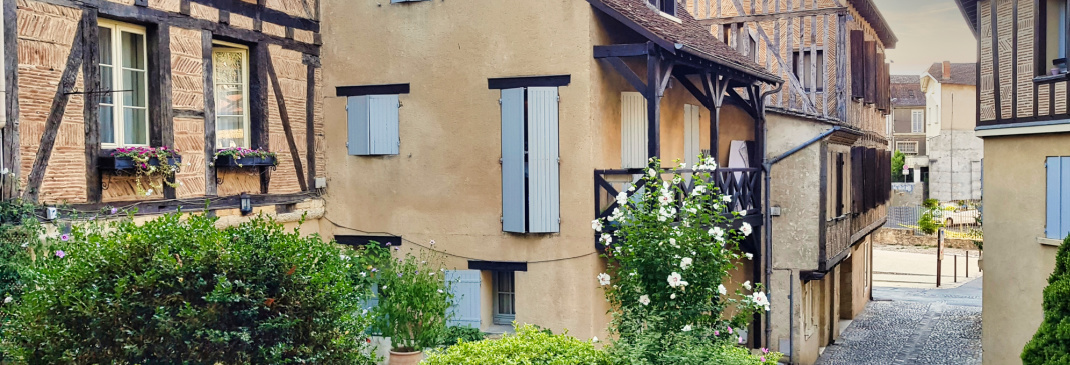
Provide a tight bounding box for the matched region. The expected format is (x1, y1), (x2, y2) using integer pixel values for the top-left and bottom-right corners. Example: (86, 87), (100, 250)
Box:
(493, 271), (516, 325)
(99, 19), (150, 149)
(896, 141), (919, 154)
(911, 110), (924, 133)
(212, 41), (252, 149)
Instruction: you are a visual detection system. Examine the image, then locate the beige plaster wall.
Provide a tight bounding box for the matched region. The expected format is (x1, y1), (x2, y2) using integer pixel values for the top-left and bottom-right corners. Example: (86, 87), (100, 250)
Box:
(941, 83), (978, 131)
(981, 133), (1070, 365)
(767, 113), (827, 271)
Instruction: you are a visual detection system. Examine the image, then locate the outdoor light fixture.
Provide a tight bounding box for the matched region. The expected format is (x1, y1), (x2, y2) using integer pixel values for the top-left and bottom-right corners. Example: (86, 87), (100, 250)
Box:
(240, 193), (252, 215)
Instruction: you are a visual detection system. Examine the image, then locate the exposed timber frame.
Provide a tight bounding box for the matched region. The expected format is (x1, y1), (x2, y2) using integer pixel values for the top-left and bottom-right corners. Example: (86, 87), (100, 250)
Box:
(6, 0), (321, 202)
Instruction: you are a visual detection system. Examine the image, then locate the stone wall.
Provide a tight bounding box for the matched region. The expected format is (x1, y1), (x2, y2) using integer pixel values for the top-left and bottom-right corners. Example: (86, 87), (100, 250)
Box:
(872, 228), (982, 250)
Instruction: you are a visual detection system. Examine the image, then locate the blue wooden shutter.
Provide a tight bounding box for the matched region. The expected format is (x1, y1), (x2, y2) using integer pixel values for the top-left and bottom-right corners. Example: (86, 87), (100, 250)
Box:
(1047, 157), (1070, 239)
(446, 270), (482, 328)
(501, 88), (526, 233)
(527, 87), (560, 233)
(346, 96), (370, 155)
(368, 95), (400, 155)
(621, 92), (648, 169)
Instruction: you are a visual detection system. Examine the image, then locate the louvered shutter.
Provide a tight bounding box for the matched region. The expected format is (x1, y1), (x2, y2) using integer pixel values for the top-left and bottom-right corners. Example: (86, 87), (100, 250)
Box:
(850, 30), (865, 100)
(501, 88), (526, 233)
(865, 148), (877, 211)
(864, 41), (877, 104)
(851, 147), (864, 213)
(347, 96), (370, 155)
(369, 95), (400, 155)
(527, 87), (560, 233)
(622, 92), (648, 169)
(684, 104), (701, 168)
(1047, 157), (1070, 239)
(446, 270), (482, 328)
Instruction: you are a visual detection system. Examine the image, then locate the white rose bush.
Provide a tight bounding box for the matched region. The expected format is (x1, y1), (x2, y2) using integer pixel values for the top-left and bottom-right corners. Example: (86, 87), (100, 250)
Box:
(594, 158), (780, 364)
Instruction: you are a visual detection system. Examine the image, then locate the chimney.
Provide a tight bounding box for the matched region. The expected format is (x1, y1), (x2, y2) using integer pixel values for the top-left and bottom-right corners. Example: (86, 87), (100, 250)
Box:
(942, 61), (952, 81)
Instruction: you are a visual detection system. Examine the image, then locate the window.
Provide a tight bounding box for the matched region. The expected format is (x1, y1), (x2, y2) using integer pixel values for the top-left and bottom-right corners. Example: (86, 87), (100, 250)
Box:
(792, 49), (825, 92)
(748, 34), (759, 63)
(896, 141), (918, 155)
(213, 41), (250, 148)
(346, 94), (400, 155)
(1047, 157), (1070, 239)
(1041, 0), (1069, 75)
(911, 110), (924, 133)
(493, 271), (516, 325)
(501, 87), (560, 234)
(647, 0), (675, 16)
(908, 90), (915, 98)
(98, 20), (148, 148)
(886, 115), (893, 135)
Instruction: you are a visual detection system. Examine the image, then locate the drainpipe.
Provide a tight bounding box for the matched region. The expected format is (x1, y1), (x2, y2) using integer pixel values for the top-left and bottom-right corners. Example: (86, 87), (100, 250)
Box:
(755, 82), (780, 348)
(763, 123), (842, 363)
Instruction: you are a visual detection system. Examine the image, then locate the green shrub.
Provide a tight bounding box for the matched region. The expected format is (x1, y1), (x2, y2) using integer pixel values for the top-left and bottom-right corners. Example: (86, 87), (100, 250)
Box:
(421, 324), (610, 365)
(439, 325), (486, 347)
(1, 213), (376, 364)
(918, 199), (944, 235)
(607, 321), (781, 365)
(375, 246), (453, 352)
(892, 150), (905, 182)
(1022, 235), (1070, 364)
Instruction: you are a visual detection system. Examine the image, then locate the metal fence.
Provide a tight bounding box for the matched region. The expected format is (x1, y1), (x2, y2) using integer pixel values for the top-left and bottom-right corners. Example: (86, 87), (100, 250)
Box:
(884, 202), (982, 239)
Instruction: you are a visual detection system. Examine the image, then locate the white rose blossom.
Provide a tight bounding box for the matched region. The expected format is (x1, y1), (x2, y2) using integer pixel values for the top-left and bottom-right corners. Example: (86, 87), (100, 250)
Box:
(616, 192), (629, 206)
(670, 293), (676, 299)
(743, 281), (752, 291)
(718, 284), (727, 296)
(639, 295), (651, 306)
(680, 257), (693, 270)
(600, 234), (613, 245)
(745, 253), (754, 260)
(709, 227), (725, 241)
(740, 222), (753, 236)
(721, 195), (732, 203)
(592, 219), (603, 232)
(667, 272), (688, 288)
(682, 325), (692, 332)
(598, 273), (612, 286)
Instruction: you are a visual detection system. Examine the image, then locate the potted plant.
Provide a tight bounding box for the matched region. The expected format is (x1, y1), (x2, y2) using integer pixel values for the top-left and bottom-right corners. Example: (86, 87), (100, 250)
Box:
(212, 147), (278, 169)
(374, 245), (453, 365)
(101, 146), (182, 196)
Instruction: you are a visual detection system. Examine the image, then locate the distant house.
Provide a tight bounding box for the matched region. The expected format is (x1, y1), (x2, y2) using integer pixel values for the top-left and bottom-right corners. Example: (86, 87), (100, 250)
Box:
(890, 74), (927, 181)
(920, 62), (982, 202)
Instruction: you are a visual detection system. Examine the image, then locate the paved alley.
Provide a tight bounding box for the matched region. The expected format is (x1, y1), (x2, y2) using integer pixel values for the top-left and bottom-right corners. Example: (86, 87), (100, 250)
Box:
(815, 249), (983, 365)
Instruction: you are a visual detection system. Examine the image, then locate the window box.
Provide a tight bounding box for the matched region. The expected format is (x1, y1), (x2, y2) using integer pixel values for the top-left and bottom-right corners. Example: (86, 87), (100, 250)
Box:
(100, 154), (182, 171)
(214, 154), (278, 168)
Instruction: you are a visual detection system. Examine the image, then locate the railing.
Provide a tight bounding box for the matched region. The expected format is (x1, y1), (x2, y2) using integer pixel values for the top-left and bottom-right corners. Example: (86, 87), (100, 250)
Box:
(821, 203), (887, 271)
(593, 167), (763, 222)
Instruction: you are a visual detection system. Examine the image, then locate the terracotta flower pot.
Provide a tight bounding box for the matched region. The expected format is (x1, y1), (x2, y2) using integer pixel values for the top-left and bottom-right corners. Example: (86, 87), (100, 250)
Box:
(389, 349), (423, 365)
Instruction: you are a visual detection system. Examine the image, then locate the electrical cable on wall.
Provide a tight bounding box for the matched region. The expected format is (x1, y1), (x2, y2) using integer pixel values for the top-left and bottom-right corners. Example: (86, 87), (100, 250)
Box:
(323, 216), (598, 265)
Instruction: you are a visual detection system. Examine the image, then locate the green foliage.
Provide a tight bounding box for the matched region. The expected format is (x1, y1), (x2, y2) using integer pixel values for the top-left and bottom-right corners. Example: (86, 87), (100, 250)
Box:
(892, 150), (905, 182)
(607, 321), (781, 365)
(1, 213), (376, 364)
(374, 245), (453, 352)
(421, 324), (611, 365)
(214, 147), (280, 166)
(918, 199), (944, 235)
(593, 157), (770, 363)
(439, 325), (486, 347)
(110, 146), (181, 195)
(1023, 235), (1070, 364)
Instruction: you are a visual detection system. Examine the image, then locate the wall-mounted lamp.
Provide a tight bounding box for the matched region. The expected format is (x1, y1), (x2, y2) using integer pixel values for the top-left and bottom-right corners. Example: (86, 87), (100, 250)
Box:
(240, 193), (252, 216)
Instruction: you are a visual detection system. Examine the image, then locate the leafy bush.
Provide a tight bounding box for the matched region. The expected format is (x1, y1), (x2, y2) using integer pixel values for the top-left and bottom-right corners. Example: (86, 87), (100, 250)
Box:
(892, 150), (905, 182)
(1022, 235), (1070, 364)
(375, 245), (453, 352)
(1, 213), (376, 364)
(593, 158), (766, 337)
(607, 319), (781, 365)
(439, 325), (486, 347)
(917, 198), (944, 235)
(421, 324), (610, 365)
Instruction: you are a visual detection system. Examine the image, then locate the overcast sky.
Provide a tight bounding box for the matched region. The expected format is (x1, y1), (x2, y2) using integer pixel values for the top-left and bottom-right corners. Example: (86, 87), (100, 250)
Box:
(872, 0), (977, 76)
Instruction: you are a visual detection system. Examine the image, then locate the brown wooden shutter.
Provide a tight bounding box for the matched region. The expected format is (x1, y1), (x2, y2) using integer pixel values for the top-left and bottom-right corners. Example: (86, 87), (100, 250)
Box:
(865, 147), (877, 211)
(836, 153), (844, 217)
(865, 41), (877, 104)
(884, 149), (892, 204)
(851, 30), (866, 100)
(851, 147), (864, 213)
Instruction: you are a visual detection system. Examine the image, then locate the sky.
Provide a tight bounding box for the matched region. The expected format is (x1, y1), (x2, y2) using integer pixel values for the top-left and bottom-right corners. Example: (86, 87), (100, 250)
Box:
(872, 0), (977, 76)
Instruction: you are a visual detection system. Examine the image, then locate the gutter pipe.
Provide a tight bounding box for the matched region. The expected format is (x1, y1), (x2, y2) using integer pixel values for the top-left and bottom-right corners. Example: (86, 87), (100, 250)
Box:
(762, 120), (843, 363)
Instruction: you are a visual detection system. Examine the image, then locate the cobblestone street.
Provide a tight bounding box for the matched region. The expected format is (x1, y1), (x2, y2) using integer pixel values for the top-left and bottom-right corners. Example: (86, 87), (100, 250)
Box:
(815, 276), (982, 365)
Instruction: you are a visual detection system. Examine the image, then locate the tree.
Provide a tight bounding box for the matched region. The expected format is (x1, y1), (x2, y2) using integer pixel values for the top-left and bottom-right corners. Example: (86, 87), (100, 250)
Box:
(892, 150), (906, 182)
(1022, 234), (1070, 365)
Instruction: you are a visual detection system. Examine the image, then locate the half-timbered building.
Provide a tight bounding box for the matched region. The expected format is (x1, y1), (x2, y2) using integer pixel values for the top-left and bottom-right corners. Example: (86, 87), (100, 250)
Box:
(955, 0), (1070, 363)
(0, 0), (326, 228)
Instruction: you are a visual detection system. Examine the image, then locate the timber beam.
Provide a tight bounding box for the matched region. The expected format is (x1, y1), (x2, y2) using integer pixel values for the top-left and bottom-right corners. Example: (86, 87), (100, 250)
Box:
(697, 7), (846, 25)
(593, 43), (651, 58)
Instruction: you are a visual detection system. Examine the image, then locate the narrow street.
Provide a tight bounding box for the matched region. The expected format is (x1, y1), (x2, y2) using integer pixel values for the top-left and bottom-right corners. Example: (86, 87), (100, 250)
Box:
(816, 246), (983, 365)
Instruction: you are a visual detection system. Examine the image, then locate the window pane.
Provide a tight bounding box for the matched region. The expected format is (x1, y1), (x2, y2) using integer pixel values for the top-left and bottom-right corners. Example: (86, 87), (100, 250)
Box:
(216, 116), (247, 148)
(99, 65), (113, 104)
(100, 106), (114, 144)
(121, 31), (144, 69)
(216, 83), (245, 116)
(98, 27), (112, 66)
(123, 108), (147, 145)
(122, 69), (146, 107)
(214, 50), (244, 84)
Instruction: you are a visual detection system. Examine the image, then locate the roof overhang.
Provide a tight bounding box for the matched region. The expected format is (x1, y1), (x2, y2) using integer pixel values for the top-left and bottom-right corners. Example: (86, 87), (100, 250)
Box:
(849, 0), (899, 48)
(955, 0), (980, 38)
